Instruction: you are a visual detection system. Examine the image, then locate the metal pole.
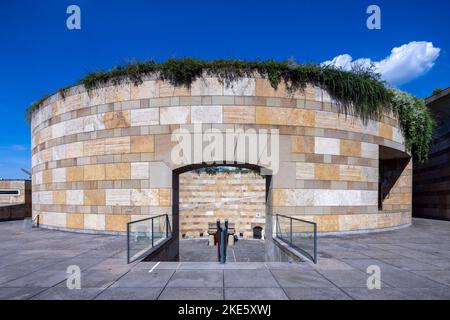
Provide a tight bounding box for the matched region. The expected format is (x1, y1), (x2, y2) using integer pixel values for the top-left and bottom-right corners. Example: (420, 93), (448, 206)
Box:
(166, 215), (169, 238)
(216, 219), (221, 262)
(220, 227), (225, 264)
(126, 223), (130, 264)
(290, 217), (293, 246)
(151, 218), (154, 247)
(223, 219), (228, 262)
(314, 223), (317, 264)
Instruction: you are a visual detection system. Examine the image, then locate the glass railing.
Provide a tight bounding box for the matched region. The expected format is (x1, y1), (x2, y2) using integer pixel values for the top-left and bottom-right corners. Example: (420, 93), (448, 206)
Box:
(275, 214), (317, 263)
(127, 214), (172, 263)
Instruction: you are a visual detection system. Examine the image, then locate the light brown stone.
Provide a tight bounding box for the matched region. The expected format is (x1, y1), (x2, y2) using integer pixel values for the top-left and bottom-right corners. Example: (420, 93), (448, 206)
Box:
(291, 136), (314, 154)
(105, 163), (131, 180)
(159, 188), (171, 206)
(255, 107), (315, 126)
(105, 215), (130, 232)
(53, 191), (66, 205)
(131, 136), (154, 153)
(315, 164), (340, 180)
(43, 170), (52, 184)
(84, 190), (105, 206)
(223, 106), (256, 124)
(255, 78), (286, 97)
(340, 140), (361, 157)
(67, 213), (84, 229)
(66, 166), (84, 182)
(379, 123), (393, 140)
(103, 111), (131, 129)
(84, 164), (106, 181)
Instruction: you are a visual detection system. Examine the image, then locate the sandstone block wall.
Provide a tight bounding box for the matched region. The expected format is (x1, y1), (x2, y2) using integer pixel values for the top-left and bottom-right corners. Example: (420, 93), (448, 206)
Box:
(30, 75), (412, 234)
(0, 180), (32, 220)
(179, 171), (265, 238)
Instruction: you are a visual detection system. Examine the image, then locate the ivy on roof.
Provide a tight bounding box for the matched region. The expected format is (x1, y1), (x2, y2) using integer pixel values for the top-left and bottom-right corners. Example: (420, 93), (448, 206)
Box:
(25, 58), (434, 162)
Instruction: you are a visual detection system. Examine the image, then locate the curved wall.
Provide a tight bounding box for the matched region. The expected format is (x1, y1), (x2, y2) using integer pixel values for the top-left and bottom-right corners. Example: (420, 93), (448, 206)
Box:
(30, 76), (412, 233)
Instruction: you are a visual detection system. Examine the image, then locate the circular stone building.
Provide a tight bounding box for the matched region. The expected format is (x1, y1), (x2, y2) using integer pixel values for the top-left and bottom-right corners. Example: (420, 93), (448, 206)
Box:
(30, 75), (412, 237)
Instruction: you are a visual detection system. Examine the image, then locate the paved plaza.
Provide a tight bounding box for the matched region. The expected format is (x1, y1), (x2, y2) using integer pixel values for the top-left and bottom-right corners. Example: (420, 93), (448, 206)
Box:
(0, 218), (449, 300)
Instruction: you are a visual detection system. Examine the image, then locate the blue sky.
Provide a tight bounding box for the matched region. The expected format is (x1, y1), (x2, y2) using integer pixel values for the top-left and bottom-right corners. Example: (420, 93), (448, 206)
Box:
(0, 0), (449, 179)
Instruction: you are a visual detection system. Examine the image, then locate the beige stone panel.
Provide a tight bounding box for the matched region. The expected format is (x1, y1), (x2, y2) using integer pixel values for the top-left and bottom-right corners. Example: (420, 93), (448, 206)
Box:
(65, 117), (84, 136)
(67, 190), (84, 205)
(291, 136), (314, 154)
(66, 141), (84, 159)
(159, 81), (190, 97)
(255, 107), (315, 126)
(223, 106), (255, 124)
(315, 164), (340, 180)
(53, 191), (66, 205)
(103, 111), (131, 129)
(339, 214), (377, 231)
(160, 106), (190, 125)
(65, 93), (87, 112)
(130, 80), (159, 100)
(84, 139), (106, 156)
(361, 142), (379, 159)
(272, 189), (314, 206)
(51, 122), (66, 140)
(377, 212), (402, 229)
(149, 162), (172, 188)
(43, 170), (52, 184)
(295, 162), (315, 180)
(223, 78), (256, 96)
(361, 166), (378, 183)
(34, 171), (43, 185)
(131, 189), (159, 206)
(66, 166), (84, 182)
(105, 83), (131, 103)
(304, 84), (321, 101)
(315, 111), (339, 129)
(379, 123), (393, 140)
(338, 116), (362, 132)
(84, 214), (105, 231)
(84, 114), (105, 132)
(131, 162), (149, 179)
(340, 140), (361, 157)
(106, 189), (131, 206)
(191, 105), (223, 124)
(191, 77), (223, 96)
(84, 190), (105, 206)
(67, 213), (84, 229)
(105, 215), (130, 232)
(52, 144), (66, 161)
(362, 119), (379, 136)
(105, 163), (131, 180)
(314, 137), (340, 155)
(316, 215), (339, 232)
(159, 188), (171, 206)
(52, 168), (66, 183)
(43, 212), (66, 228)
(38, 191), (53, 204)
(131, 136), (154, 153)
(339, 165), (362, 182)
(84, 164), (106, 181)
(130, 108), (159, 126)
(255, 78), (286, 97)
(313, 189), (377, 206)
(104, 137), (131, 155)
(392, 127), (404, 144)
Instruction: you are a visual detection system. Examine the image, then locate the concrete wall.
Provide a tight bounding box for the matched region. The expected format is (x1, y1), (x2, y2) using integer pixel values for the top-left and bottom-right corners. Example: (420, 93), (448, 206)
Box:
(179, 171), (265, 238)
(30, 75), (412, 233)
(0, 180), (32, 221)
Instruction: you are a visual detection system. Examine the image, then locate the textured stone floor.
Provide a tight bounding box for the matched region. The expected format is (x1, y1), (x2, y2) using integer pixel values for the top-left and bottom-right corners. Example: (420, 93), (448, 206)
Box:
(0, 218), (449, 300)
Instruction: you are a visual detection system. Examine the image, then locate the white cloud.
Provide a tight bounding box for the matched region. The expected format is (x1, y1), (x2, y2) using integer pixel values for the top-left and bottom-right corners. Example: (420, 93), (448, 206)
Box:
(322, 41), (440, 85)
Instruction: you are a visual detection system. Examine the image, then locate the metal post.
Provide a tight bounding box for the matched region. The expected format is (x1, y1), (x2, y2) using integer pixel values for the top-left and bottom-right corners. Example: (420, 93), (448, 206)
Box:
(220, 227), (225, 264)
(166, 215), (169, 238)
(126, 223), (130, 264)
(290, 217), (293, 246)
(216, 219), (221, 261)
(151, 218), (154, 247)
(223, 219), (228, 262)
(314, 223), (317, 264)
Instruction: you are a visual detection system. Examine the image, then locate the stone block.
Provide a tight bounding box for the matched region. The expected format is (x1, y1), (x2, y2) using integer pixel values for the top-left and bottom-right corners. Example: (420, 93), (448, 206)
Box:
(339, 165), (362, 182)
(160, 106), (190, 125)
(255, 107), (315, 126)
(104, 137), (131, 155)
(314, 137), (340, 156)
(191, 78), (223, 96)
(379, 123), (393, 140)
(361, 142), (378, 159)
(52, 168), (66, 183)
(149, 162), (172, 188)
(223, 106), (255, 124)
(159, 81), (190, 97)
(131, 189), (159, 206)
(130, 80), (159, 100)
(84, 190), (105, 206)
(105, 214), (130, 232)
(67, 213), (84, 229)
(159, 188), (171, 206)
(191, 105), (223, 124)
(67, 190), (84, 205)
(105, 163), (131, 180)
(84, 214), (105, 231)
(223, 78), (256, 96)
(53, 191), (66, 205)
(131, 162), (149, 179)
(43, 212), (66, 228)
(130, 108), (159, 126)
(131, 136), (154, 153)
(103, 111), (131, 129)
(66, 142), (84, 159)
(315, 164), (340, 180)
(291, 136), (314, 154)
(106, 189), (131, 206)
(84, 164), (106, 181)
(255, 78), (286, 97)
(105, 83), (131, 103)
(340, 140), (361, 157)
(66, 166), (84, 182)
(83, 114), (105, 132)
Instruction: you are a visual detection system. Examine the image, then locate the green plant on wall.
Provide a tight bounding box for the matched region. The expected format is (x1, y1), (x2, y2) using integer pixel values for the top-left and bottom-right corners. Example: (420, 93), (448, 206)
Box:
(26, 58), (434, 162)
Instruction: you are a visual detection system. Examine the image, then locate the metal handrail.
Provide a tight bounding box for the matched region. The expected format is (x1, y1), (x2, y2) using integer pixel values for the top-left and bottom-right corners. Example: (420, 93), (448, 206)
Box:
(275, 214), (317, 264)
(127, 214), (172, 263)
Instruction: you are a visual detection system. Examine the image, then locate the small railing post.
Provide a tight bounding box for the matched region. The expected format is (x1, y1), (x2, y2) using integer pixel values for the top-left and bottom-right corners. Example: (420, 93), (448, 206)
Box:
(314, 223), (317, 264)
(290, 217), (293, 245)
(151, 218), (154, 247)
(166, 215), (169, 238)
(127, 222), (130, 264)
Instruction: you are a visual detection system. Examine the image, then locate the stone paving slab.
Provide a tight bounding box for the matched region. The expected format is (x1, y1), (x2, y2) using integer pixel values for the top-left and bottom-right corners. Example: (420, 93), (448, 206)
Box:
(0, 218), (450, 300)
